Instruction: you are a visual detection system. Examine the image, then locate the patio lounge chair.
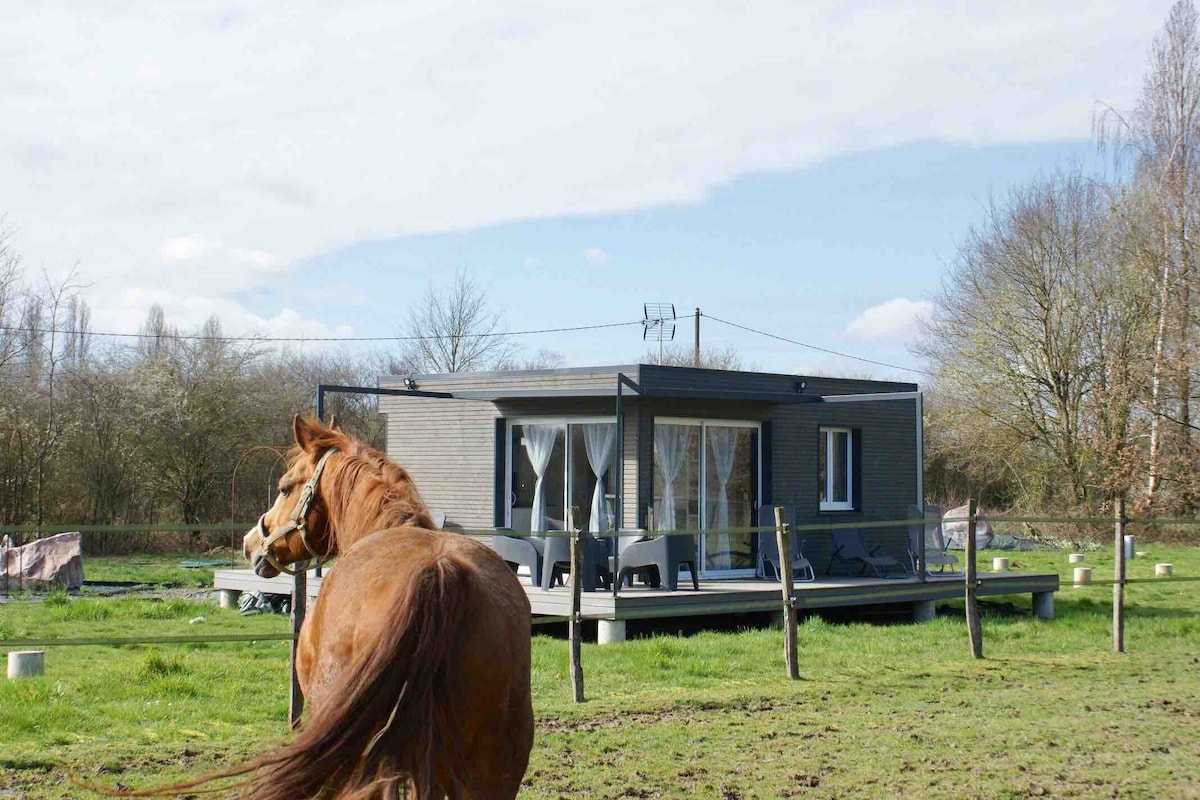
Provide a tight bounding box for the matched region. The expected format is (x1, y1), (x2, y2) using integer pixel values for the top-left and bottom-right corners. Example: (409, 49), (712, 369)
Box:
(486, 529), (545, 588)
(756, 505), (815, 582)
(541, 532), (612, 592)
(827, 528), (903, 578)
(615, 533), (699, 592)
(907, 504), (961, 576)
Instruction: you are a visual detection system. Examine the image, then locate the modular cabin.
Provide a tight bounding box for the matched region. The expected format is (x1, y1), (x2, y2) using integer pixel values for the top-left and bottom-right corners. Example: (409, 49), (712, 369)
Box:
(378, 363), (923, 577)
(214, 364), (1060, 640)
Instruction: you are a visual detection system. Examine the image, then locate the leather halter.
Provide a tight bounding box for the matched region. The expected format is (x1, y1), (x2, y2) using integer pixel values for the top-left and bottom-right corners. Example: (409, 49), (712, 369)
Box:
(252, 447), (337, 576)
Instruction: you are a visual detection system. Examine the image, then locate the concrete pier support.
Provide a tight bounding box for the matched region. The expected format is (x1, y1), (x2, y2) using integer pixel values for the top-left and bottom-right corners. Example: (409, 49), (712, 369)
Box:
(8, 650), (44, 679)
(912, 599), (936, 623)
(1033, 591), (1055, 620)
(218, 589), (241, 610)
(597, 619), (626, 645)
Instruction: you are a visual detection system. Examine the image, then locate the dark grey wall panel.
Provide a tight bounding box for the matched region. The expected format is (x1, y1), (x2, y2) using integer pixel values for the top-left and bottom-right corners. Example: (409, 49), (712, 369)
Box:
(769, 398), (919, 573)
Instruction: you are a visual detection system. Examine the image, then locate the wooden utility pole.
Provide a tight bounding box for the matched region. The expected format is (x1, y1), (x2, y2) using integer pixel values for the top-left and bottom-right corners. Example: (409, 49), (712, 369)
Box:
(568, 507), (584, 702)
(693, 308), (701, 367)
(775, 506), (799, 679)
(965, 498), (982, 659)
(1114, 495), (1127, 653)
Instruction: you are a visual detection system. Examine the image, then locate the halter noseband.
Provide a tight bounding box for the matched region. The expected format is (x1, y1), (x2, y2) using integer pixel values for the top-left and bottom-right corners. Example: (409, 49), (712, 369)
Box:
(253, 447), (337, 576)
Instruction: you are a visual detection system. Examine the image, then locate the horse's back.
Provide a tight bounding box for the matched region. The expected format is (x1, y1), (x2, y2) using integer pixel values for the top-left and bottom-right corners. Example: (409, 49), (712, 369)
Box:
(299, 526), (533, 798)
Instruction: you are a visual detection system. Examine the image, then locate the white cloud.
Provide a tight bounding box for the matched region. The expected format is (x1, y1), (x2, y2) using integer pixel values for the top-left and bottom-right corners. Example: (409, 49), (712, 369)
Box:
(0, 1), (1172, 332)
(846, 298), (933, 341)
(581, 247), (609, 265)
(160, 234), (213, 262)
(103, 286), (354, 341)
(523, 256), (544, 268)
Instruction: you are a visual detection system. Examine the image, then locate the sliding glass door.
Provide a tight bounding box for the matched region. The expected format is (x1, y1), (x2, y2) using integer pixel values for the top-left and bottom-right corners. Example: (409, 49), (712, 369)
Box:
(508, 418), (618, 535)
(653, 418), (760, 577)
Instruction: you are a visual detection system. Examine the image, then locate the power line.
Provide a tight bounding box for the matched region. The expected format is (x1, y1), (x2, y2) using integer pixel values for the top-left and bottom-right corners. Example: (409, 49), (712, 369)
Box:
(0, 319), (645, 344)
(701, 313), (933, 377)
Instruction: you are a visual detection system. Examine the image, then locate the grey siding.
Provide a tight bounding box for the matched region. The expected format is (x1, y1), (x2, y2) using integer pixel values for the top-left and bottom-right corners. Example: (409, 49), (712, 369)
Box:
(771, 398), (919, 573)
(380, 396), (498, 530)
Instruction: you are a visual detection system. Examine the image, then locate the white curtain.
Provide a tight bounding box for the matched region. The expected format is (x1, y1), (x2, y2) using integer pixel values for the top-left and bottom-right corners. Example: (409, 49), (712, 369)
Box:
(523, 424), (561, 532)
(582, 423), (616, 533)
(654, 424), (692, 532)
(707, 427), (739, 570)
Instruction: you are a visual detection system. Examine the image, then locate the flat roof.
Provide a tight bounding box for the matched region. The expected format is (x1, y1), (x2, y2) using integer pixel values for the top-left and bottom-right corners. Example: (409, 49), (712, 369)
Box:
(377, 363), (918, 404)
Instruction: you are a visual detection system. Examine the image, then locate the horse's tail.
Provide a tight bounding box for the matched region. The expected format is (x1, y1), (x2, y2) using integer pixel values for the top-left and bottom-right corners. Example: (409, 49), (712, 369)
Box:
(249, 546), (472, 800)
(73, 544), (472, 800)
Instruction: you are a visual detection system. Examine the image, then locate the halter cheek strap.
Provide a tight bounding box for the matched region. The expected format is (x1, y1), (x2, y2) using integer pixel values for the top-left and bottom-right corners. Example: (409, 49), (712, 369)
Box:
(254, 447), (338, 576)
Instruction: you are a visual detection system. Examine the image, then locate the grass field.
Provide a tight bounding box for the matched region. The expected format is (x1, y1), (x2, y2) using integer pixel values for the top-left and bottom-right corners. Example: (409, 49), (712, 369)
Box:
(82, 550), (239, 588)
(1, 545), (1197, 798)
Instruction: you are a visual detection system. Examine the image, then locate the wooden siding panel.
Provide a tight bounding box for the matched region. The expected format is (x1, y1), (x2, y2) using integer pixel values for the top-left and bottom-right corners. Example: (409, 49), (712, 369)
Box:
(381, 396), (499, 531)
(770, 399), (919, 573)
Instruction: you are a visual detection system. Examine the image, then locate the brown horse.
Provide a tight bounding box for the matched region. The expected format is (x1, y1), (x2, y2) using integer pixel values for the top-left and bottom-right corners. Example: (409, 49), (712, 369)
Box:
(235, 414), (534, 799)
(73, 415), (532, 800)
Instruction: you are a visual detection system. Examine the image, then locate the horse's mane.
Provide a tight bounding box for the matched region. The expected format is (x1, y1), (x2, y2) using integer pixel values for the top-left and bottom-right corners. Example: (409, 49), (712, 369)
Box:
(292, 426), (434, 550)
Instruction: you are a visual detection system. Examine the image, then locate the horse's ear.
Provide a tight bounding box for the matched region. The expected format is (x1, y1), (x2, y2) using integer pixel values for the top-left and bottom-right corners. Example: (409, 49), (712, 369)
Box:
(328, 414), (342, 432)
(293, 413), (319, 453)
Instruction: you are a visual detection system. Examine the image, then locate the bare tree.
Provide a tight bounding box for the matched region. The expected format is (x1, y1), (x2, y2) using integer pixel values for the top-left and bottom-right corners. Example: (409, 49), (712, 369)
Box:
(392, 271), (518, 374)
(1098, 0), (1200, 508)
(917, 170), (1152, 509)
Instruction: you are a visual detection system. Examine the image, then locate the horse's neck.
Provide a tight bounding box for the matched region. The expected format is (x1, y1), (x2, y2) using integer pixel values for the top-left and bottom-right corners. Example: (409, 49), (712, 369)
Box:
(327, 477), (427, 552)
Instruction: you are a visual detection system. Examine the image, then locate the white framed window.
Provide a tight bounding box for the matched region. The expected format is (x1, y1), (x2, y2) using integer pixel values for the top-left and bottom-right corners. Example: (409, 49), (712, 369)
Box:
(819, 427), (854, 511)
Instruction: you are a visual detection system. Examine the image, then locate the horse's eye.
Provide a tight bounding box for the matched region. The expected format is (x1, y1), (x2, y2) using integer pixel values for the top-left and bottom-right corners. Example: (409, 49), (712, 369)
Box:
(280, 487), (291, 497)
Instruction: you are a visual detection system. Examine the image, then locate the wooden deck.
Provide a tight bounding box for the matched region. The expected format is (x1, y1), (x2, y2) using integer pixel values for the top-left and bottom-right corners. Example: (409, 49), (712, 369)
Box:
(213, 568), (1060, 624)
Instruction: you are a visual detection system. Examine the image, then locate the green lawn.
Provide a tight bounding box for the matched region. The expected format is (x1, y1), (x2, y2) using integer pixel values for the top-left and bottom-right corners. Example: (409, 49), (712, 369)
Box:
(1, 547), (1197, 798)
(82, 550), (239, 588)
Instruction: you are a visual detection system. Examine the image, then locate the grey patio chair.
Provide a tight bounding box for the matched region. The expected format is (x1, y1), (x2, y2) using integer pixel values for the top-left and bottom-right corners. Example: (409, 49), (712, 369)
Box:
(907, 504), (961, 576)
(756, 505), (814, 582)
(541, 532), (612, 592)
(827, 528), (903, 578)
(486, 528), (545, 588)
(615, 532), (699, 593)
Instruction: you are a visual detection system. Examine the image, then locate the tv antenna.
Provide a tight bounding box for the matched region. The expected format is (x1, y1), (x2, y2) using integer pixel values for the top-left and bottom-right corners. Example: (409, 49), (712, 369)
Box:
(642, 303), (677, 361)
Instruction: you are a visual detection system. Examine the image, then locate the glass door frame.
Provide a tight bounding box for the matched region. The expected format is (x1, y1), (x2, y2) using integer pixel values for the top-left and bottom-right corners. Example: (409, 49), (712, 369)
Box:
(504, 416), (618, 529)
(653, 417), (762, 579)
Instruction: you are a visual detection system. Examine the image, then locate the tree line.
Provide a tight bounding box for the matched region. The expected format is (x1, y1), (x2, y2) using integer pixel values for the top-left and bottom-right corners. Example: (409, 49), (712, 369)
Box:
(0, 263), (564, 542)
(919, 1), (1200, 517)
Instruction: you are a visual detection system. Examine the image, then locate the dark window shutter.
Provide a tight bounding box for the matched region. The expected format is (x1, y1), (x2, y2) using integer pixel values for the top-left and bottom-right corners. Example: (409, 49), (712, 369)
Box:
(852, 428), (863, 512)
(493, 418), (507, 527)
(760, 420), (773, 506)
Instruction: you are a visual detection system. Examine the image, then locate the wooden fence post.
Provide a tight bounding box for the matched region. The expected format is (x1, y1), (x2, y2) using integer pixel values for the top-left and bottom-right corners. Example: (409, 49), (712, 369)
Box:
(568, 506), (584, 703)
(289, 569), (307, 728)
(1114, 495), (1127, 653)
(965, 498), (983, 659)
(775, 506), (799, 680)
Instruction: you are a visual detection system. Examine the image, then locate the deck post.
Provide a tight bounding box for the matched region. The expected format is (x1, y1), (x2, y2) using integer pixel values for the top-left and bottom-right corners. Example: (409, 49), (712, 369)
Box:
(1114, 495), (1127, 653)
(964, 498), (982, 659)
(218, 588), (241, 609)
(289, 568), (307, 728)
(597, 619), (626, 644)
(1032, 591), (1055, 620)
(912, 599), (936, 623)
(568, 507), (585, 703)
(775, 506), (799, 680)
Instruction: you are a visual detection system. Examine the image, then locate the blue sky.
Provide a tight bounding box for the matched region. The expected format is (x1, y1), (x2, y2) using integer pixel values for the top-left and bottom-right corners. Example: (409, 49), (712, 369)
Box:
(282, 138), (1100, 380)
(1, 1), (1167, 383)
